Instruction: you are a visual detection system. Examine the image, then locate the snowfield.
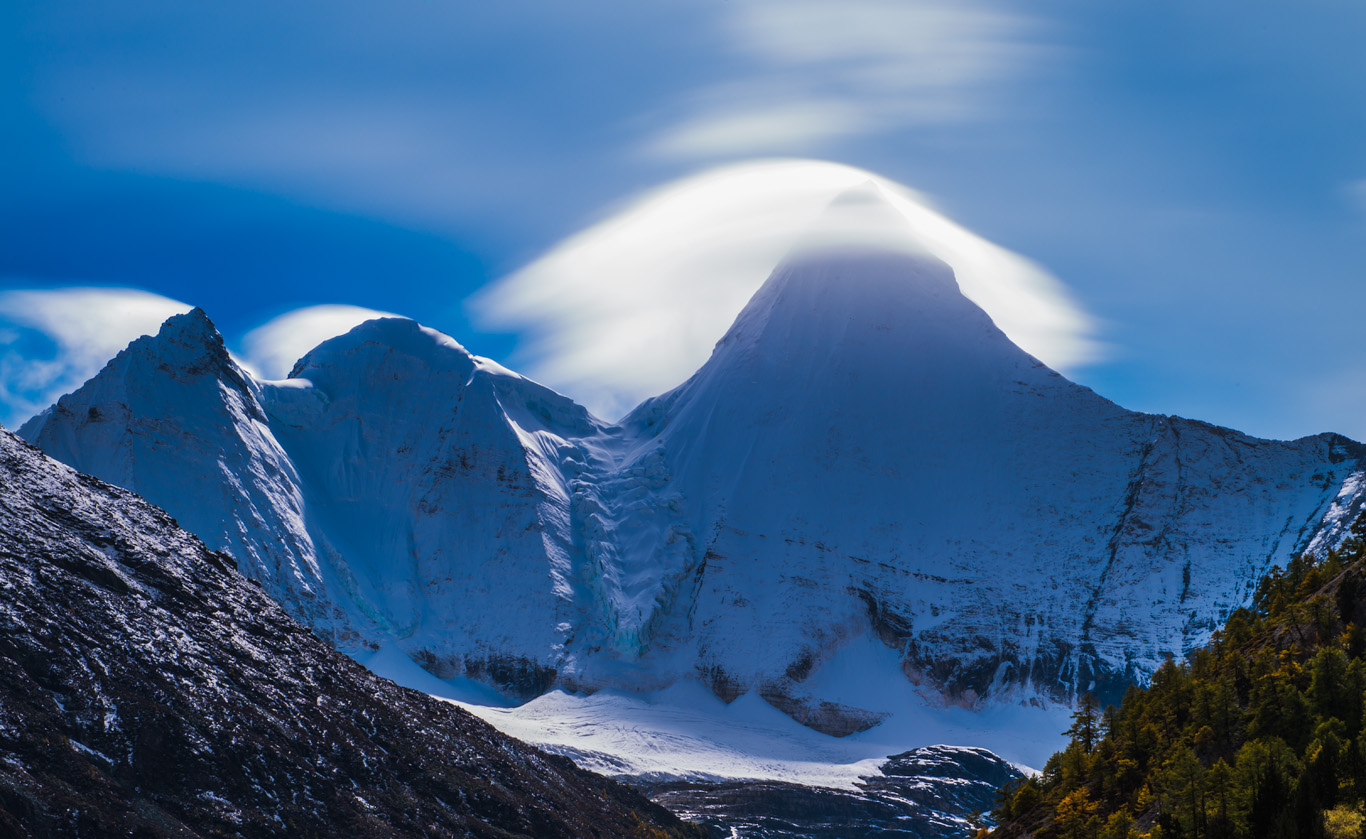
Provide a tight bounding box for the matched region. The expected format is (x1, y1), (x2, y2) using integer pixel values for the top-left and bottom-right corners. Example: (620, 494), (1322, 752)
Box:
(363, 631), (1064, 785)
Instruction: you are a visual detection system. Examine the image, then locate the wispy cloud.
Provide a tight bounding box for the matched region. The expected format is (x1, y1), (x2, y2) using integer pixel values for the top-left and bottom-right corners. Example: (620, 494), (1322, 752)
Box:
(0, 287), (191, 429)
(24, 3), (714, 234)
(652, 100), (871, 158)
(24, 0), (1053, 239)
(649, 0), (1051, 158)
(472, 159), (1101, 421)
(239, 304), (405, 380)
(1346, 179), (1366, 217)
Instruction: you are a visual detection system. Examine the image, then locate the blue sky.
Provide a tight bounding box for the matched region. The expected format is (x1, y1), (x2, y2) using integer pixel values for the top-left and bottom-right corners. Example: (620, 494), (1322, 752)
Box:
(3, 0), (1365, 439)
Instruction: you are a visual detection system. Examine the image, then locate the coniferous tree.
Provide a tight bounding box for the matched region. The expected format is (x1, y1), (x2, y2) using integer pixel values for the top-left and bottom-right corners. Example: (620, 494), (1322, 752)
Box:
(1067, 692), (1102, 755)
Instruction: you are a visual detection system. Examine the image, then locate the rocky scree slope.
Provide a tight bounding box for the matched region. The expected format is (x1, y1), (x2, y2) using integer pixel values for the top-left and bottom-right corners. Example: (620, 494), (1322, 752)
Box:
(20, 230), (1366, 730)
(0, 428), (702, 839)
(649, 745), (1020, 839)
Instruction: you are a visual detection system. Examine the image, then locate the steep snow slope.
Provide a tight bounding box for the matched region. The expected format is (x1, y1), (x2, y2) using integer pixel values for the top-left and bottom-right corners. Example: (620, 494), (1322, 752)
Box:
(616, 241), (1366, 715)
(257, 318), (604, 695)
(19, 192), (1366, 734)
(0, 428), (700, 838)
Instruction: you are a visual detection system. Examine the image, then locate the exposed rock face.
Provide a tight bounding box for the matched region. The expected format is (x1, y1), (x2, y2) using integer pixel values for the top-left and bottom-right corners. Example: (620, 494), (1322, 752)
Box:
(0, 429), (702, 839)
(647, 746), (1021, 839)
(21, 228), (1366, 727)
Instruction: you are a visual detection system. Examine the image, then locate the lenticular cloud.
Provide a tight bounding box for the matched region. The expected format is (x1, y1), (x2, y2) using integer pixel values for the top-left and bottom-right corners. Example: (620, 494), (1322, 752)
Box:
(471, 158), (1102, 422)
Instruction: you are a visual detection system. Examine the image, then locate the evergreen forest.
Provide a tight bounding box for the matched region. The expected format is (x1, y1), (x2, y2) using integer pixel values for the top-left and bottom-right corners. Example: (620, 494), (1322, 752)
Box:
(990, 516), (1366, 839)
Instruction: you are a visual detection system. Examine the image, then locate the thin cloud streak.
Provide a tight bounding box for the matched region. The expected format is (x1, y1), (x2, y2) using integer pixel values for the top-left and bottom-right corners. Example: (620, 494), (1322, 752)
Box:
(650, 100), (871, 158)
(473, 159), (1102, 422)
(25, 2), (713, 237)
(649, 0), (1053, 159)
(1346, 179), (1366, 218)
(0, 287), (192, 429)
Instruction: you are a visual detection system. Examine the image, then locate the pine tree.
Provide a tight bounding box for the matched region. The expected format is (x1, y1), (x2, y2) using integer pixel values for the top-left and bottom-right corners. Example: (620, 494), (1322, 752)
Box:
(1068, 692), (1102, 754)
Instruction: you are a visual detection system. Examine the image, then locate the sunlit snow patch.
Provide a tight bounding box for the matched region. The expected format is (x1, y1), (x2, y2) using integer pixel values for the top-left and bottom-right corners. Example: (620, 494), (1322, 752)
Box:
(451, 681), (1064, 788)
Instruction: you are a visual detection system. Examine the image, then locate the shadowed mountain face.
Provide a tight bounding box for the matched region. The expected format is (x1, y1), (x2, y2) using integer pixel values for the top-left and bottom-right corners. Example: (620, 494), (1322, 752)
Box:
(20, 215), (1366, 732)
(0, 429), (702, 839)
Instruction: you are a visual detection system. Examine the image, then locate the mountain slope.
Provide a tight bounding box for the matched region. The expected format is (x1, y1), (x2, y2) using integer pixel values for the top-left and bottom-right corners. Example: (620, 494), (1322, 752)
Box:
(0, 428), (701, 838)
(19, 195), (1366, 735)
(615, 242), (1366, 714)
(257, 317), (604, 695)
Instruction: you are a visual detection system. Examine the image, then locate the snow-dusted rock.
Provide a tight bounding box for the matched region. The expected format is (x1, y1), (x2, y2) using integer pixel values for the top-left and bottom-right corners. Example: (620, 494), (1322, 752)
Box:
(0, 428), (699, 838)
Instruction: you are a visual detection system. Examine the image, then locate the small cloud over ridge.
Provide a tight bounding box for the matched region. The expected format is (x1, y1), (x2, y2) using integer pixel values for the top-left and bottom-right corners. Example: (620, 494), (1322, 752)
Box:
(0, 287), (192, 429)
(239, 304), (406, 380)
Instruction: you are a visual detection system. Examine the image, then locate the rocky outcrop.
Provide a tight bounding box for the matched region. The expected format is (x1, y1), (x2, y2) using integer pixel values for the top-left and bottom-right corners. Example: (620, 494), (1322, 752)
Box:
(647, 745), (1020, 839)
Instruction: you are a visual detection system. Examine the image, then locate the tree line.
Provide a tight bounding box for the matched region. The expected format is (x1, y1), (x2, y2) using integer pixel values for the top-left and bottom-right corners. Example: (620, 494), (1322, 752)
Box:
(989, 515), (1366, 839)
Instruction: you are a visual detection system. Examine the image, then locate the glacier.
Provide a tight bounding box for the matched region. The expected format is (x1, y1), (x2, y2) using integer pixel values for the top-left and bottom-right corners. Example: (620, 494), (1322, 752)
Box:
(19, 193), (1366, 763)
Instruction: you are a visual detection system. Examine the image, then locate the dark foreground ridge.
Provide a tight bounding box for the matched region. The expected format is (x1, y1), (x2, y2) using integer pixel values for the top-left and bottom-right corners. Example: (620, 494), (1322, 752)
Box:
(0, 428), (702, 838)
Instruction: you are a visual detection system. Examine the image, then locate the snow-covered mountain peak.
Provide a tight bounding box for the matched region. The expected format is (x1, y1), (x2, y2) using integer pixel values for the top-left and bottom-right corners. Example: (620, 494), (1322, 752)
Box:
(697, 181), (1044, 400)
(22, 251), (1366, 750)
(605, 239), (1366, 718)
(107, 305), (245, 389)
(720, 246), (998, 359)
(15, 303), (336, 644)
(288, 316), (475, 381)
(18, 305), (257, 453)
(275, 314), (599, 437)
(640, 241), (1082, 454)
(151, 303), (221, 347)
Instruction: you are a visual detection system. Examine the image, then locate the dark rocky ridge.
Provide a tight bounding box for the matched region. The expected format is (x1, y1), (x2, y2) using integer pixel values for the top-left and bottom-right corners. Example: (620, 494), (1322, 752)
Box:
(0, 428), (702, 839)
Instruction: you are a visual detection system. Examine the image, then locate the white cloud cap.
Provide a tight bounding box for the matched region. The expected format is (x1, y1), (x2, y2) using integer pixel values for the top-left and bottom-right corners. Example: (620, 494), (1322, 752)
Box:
(240, 304), (405, 380)
(473, 158), (1102, 421)
(0, 286), (193, 428)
